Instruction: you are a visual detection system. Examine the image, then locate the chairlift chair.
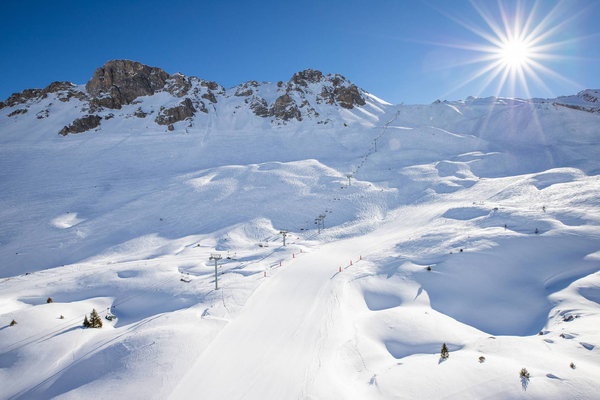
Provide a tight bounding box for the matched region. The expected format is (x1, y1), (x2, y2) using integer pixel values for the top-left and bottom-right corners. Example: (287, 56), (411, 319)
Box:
(180, 272), (191, 283)
(105, 307), (116, 321)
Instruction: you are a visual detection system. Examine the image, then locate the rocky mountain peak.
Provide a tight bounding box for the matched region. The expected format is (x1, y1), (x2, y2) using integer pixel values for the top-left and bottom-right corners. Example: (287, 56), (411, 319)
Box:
(85, 60), (171, 109)
(576, 89), (599, 103)
(291, 69), (324, 85)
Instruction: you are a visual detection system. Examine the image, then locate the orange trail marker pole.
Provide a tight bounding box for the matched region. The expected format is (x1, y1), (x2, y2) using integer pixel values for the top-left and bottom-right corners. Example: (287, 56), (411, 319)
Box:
(360, 255), (362, 260)
(280, 262), (282, 267)
(264, 271), (266, 277)
(300, 249), (302, 253)
(339, 266), (342, 272)
(350, 260), (352, 266)
(293, 254), (295, 258)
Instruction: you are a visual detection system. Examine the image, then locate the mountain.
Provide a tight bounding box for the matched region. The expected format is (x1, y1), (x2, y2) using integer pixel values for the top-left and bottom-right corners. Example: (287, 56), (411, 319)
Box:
(0, 59), (388, 137)
(1, 61), (600, 400)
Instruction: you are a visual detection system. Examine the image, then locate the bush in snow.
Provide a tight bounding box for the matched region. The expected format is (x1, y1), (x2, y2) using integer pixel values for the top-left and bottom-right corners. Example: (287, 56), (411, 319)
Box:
(89, 309), (103, 328)
(440, 343), (449, 359)
(10, 319), (17, 326)
(535, 228), (539, 234)
(459, 249), (463, 253)
(519, 368), (530, 379)
(60, 315), (65, 319)
(479, 356), (486, 363)
(427, 266), (432, 271)
(83, 309), (103, 328)
(570, 362), (576, 369)
(47, 297), (53, 303)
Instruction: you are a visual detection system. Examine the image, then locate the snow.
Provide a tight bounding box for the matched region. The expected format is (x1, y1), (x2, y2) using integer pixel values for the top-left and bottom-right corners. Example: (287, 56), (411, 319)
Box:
(1, 82), (600, 399)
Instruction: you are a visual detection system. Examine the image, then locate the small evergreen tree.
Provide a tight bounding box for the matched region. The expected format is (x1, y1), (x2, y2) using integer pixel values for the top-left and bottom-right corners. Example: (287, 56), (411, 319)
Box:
(520, 368), (530, 379)
(479, 356), (486, 363)
(89, 309), (103, 328)
(83, 315), (91, 328)
(535, 228), (539, 234)
(441, 343), (449, 359)
(10, 319), (17, 326)
(570, 362), (576, 369)
(47, 297), (53, 303)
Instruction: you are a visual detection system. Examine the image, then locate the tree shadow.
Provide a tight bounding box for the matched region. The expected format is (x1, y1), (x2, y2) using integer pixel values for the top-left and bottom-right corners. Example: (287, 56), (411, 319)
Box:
(521, 376), (529, 391)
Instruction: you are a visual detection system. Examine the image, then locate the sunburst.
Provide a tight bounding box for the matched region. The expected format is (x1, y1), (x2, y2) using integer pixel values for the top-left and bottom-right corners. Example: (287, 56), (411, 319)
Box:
(426, 0), (596, 100)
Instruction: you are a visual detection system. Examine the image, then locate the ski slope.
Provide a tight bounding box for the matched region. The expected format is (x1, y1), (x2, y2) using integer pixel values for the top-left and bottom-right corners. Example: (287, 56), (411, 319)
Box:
(1, 71), (600, 399)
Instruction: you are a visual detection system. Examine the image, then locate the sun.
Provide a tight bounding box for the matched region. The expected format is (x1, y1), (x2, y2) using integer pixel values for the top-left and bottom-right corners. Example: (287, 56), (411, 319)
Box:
(499, 39), (531, 69)
(424, 0), (588, 100)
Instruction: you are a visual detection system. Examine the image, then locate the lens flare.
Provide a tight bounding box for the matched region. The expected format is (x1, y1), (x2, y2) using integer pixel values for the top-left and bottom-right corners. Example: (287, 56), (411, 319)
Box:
(423, 0), (593, 100)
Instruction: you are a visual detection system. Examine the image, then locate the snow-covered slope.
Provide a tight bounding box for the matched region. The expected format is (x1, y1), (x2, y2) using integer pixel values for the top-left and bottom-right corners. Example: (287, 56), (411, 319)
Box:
(1, 61), (600, 400)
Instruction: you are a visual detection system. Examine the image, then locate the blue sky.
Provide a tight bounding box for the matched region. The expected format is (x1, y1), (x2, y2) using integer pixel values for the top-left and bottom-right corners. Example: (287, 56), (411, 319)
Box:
(1, 0), (599, 104)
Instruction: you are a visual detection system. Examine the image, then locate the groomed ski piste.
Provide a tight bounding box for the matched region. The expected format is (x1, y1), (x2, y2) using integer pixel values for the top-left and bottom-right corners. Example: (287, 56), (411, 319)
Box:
(1, 71), (599, 399)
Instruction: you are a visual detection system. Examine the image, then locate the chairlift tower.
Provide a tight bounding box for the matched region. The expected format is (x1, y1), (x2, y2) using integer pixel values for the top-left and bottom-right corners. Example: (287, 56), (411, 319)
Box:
(346, 174), (353, 186)
(279, 230), (289, 246)
(209, 253), (222, 290)
(319, 214), (326, 230)
(315, 218), (321, 234)
(374, 137), (378, 153)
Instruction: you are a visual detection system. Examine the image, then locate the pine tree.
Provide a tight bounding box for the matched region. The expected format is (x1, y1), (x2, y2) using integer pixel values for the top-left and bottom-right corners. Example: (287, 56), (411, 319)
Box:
(89, 309), (103, 328)
(47, 297), (53, 303)
(441, 343), (449, 359)
(83, 315), (91, 328)
(10, 319), (17, 326)
(520, 368), (530, 379)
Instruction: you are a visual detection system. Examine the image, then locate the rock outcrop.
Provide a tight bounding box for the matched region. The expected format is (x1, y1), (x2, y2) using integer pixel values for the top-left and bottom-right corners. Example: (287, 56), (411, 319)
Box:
(155, 98), (196, 125)
(0, 81), (84, 110)
(58, 115), (102, 136)
(270, 94), (301, 121)
(86, 60), (170, 109)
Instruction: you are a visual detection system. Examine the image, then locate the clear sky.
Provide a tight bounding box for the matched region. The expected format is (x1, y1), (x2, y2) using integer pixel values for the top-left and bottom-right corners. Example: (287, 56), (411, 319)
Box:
(1, 0), (599, 104)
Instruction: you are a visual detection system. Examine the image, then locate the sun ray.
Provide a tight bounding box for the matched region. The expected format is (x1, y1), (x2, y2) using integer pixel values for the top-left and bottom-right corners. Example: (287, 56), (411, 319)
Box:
(468, 0), (509, 43)
(426, 1), (506, 47)
(440, 59), (505, 99)
(475, 61), (506, 96)
(519, 0), (540, 41)
(428, 53), (503, 72)
(521, 62), (556, 97)
(526, 3), (596, 48)
(523, 0), (566, 44)
(527, 58), (583, 88)
(528, 53), (600, 62)
(497, 0), (514, 42)
(529, 33), (600, 53)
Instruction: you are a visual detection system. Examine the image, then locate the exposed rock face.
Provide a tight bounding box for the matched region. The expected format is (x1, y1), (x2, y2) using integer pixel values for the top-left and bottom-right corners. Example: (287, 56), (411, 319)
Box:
(325, 85), (366, 109)
(577, 89), (599, 103)
(235, 81), (260, 97)
(86, 60), (170, 109)
(7, 109), (28, 117)
(165, 73), (192, 98)
(58, 115), (102, 136)
(271, 94), (301, 121)
(291, 69), (324, 85)
(133, 107), (150, 118)
(249, 96), (270, 118)
(155, 98), (196, 125)
(36, 110), (49, 119)
(240, 68), (366, 121)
